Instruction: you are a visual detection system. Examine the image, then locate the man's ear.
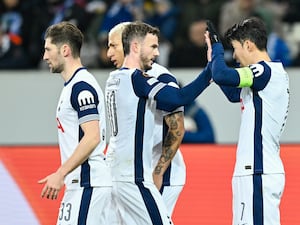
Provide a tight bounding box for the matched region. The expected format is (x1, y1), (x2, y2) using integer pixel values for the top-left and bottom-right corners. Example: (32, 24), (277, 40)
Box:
(131, 40), (140, 54)
(244, 40), (255, 52)
(61, 44), (71, 57)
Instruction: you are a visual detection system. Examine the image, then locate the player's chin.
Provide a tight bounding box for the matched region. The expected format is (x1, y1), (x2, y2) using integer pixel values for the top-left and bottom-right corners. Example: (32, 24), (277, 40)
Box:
(149, 60), (155, 67)
(145, 63), (152, 71)
(46, 63), (52, 70)
(112, 60), (118, 68)
(49, 66), (55, 72)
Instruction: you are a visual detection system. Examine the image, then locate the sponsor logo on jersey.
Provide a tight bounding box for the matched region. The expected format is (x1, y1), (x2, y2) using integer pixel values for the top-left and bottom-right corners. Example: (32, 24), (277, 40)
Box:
(78, 90), (96, 111)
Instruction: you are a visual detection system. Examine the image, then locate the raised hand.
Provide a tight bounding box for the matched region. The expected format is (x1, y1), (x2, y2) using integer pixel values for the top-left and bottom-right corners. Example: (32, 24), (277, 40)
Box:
(206, 20), (220, 44)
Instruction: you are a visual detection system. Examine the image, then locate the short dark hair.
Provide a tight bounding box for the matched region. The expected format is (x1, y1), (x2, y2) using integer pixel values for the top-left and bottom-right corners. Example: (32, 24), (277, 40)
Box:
(122, 21), (160, 55)
(44, 21), (83, 58)
(224, 17), (267, 51)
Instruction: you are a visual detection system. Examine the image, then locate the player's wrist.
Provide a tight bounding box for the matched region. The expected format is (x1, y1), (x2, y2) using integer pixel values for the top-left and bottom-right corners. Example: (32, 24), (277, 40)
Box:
(56, 167), (67, 178)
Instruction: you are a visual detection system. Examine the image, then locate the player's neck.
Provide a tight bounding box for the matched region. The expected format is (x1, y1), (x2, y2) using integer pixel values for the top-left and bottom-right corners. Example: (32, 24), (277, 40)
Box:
(61, 58), (83, 82)
(122, 55), (142, 70)
(250, 50), (271, 64)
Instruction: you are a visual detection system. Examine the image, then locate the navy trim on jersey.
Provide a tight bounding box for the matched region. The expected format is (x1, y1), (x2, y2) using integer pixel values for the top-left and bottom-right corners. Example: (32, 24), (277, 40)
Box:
(79, 124), (91, 187)
(79, 125), (92, 187)
(157, 73), (177, 84)
(162, 119), (171, 186)
(251, 62), (271, 91)
(81, 160), (91, 187)
(253, 92), (263, 174)
(79, 125), (84, 142)
(253, 174), (263, 225)
(136, 183), (164, 225)
(78, 187), (93, 225)
(162, 166), (171, 187)
(159, 185), (164, 194)
(134, 98), (146, 183)
(64, 67), (86, 86)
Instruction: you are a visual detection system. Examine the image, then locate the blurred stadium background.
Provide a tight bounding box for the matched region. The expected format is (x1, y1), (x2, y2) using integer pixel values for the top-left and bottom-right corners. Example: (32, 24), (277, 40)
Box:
(0, 69), (299, 224)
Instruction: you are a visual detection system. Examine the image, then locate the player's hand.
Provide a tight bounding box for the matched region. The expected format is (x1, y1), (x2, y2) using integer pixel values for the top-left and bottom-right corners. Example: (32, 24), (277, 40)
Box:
(206, 20), (220, 44)
(204, 31), (212, 62)
(38, 172), (64, 200)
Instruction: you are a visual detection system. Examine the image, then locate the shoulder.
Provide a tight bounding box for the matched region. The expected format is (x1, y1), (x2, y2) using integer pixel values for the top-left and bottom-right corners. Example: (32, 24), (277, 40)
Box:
(110, 68), (137, 77)
(70, 68), (97, 85)
(146, 63), (178, 86)
(147, 63), (173, 78)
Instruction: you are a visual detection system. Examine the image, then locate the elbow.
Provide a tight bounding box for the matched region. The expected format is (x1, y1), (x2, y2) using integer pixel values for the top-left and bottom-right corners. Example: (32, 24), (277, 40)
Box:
(212, 71), (227, 85)
(94, 134), (101, 146)
(225, 92), (240, 103)
(89, 133), (101, 148)
(227, 97), (239, 103)
(207, 132), (215, 143)
(161, 102), (181, 112)
(212, 66), (238, 86)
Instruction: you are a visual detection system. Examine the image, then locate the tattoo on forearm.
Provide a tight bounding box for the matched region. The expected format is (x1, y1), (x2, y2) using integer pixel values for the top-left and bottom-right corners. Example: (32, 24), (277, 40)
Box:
(154, 147), (173, 174)
(154, 112), (184, 175)
(168, 114), (178, 130)
(164, 132), (177, 147)
(166, 112), (184, 137)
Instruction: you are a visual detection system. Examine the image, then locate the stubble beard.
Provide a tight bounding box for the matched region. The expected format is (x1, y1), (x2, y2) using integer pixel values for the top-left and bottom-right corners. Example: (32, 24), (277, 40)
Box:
(140, 54), (152, 71)
(51, 63), (64, 74)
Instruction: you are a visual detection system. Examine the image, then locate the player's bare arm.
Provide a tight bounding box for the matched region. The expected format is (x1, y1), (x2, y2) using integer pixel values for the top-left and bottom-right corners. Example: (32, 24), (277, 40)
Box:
(153, 111), (185, 190)
(38, 120), (101, 200)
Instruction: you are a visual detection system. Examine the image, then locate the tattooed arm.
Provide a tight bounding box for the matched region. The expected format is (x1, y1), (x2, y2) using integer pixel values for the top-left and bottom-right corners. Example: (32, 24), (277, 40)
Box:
(153, 111), (185, 190)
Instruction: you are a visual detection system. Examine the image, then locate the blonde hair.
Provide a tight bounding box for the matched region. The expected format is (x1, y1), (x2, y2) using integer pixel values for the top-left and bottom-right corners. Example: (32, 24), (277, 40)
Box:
(108, 22), (132, 37)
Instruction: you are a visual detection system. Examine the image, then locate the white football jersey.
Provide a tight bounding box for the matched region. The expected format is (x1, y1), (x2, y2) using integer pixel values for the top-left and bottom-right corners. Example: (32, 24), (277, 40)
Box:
(106, 66), (185, 183)
(105, 64), (211, 183)
(234, 61), (289, 176)
(56, 68), (111, 189)
(105, 68), (157, 182)
(148, 63), (186, 186)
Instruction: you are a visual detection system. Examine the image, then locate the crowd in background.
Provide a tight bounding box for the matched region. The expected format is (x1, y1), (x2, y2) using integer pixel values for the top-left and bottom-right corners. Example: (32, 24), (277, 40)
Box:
(1, 0), (300, 70)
